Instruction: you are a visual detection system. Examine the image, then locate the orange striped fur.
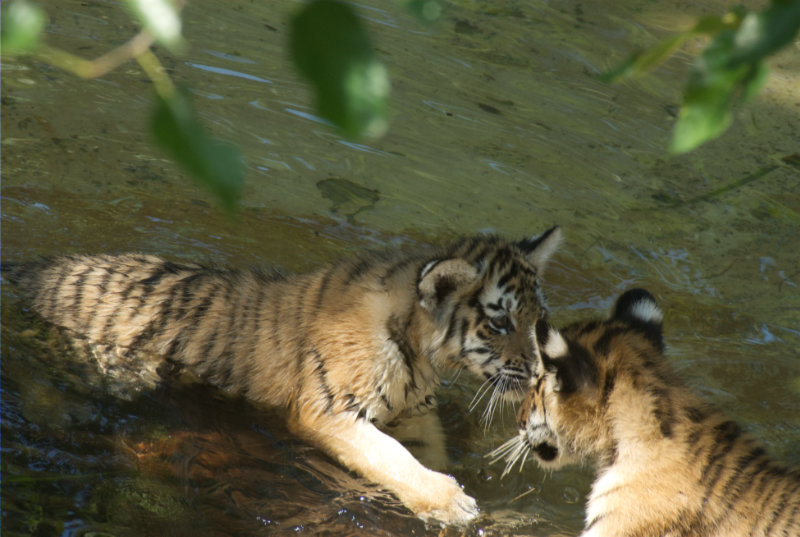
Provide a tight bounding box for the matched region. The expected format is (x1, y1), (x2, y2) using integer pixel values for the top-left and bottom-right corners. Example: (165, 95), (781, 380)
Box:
(493, 289), (800, 536)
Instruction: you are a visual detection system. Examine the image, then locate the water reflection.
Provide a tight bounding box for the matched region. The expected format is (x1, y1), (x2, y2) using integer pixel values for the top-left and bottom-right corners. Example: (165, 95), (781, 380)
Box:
(184, 62), (274, 85)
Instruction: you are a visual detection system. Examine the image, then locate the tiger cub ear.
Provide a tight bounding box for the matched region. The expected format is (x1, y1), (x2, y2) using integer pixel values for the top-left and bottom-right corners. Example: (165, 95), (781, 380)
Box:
(612, 288), (664, 351)
(417, 258), (479, 313)
(517, 226), (563, 274)
(531, 318), (593, 393)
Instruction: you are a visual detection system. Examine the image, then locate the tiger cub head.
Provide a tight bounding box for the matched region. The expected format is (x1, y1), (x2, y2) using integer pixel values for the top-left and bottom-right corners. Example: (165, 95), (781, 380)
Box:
(491, 288), (665, 472)
(416, 226), (562, 423)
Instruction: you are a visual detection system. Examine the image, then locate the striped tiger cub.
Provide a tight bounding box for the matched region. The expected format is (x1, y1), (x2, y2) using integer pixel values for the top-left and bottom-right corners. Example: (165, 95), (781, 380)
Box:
(493, 289), (800, 537)
(6, 226), (562, 525)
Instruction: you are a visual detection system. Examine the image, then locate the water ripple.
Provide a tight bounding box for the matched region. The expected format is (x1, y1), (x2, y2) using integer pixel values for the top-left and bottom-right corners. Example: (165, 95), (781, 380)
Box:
(185, 63), (273, 84)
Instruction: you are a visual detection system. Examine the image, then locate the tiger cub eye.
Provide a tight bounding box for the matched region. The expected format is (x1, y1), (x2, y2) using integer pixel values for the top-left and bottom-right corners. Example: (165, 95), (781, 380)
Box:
(488, 314), (513, 334)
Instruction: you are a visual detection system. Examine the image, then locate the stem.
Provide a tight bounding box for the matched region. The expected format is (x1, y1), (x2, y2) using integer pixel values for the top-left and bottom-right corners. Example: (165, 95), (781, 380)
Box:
(135, 49), (176, 99)
(36, 30), (156, 79)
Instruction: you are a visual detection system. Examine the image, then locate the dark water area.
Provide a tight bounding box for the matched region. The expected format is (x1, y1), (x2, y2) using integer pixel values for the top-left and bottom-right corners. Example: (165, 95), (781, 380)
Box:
(2, 0), (799, 535)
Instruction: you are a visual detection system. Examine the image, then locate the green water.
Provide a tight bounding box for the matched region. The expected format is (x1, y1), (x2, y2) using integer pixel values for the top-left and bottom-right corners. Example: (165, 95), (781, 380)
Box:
(2, 0), (798, 535)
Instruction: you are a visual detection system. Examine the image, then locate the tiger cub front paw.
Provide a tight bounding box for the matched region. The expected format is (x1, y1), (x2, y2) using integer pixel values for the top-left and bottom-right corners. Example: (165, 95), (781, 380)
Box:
(407, 470), (478, 526)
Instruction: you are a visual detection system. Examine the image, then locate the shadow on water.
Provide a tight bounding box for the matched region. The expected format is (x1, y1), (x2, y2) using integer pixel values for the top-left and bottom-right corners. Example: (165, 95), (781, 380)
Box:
(2, 0), (799, 535)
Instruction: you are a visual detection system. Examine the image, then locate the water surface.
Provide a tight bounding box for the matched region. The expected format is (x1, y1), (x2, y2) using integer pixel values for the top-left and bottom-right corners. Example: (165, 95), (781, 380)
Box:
(2, 0), (798, 535)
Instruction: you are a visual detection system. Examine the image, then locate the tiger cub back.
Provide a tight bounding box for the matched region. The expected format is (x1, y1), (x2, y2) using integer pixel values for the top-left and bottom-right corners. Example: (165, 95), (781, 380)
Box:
(493, 289), (800, 537)
(6, 226), (563, 525)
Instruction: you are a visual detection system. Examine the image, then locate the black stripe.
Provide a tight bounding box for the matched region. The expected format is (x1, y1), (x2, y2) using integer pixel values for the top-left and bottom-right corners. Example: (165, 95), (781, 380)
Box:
(243, 277), (269, 398)
(685, 405), (710, 424)
(308, 349), (334, 412)
(95, 265), (114, 298)
(480, 352), (498, 367)
(138, 261), (188, 286)
(379, 256), (415, 287)
(212, 276), (243, 389)
(343, 393), (360, 413)
(463, 346), (491, 355)
(487, 251), (511, 279)
(164, 280), (219, 361)
(345, 256), (375, 282)
(387, 314), (416, 390)
(444, 307), (461, 342)
(70, 265), (95, 320)
(313, 267), (335, 310)
(592, 327), (622, 357)
(649, 386), (674, 438)
(127, 277), (184, 351)
(98, 269), (149, 341)
(747, 470), (785, 534)
(44, 262), (73, 317)
(700, 421), (743, 482)
(496, 266), (517, 289)
(458, 318), (472, 357)
(599, 369), (616, 407)
(762, 479), (800, 535)
(707, 443), (766, 523)
(456, 237), (488, 262)
(699, 421), (744, 504)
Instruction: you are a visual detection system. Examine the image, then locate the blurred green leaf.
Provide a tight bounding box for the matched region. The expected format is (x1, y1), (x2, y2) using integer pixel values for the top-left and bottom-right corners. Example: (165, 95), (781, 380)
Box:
(1, 0), (46, 56)
(669, 0), (797, 154)
(605, 0), (799, 153)
(739, 61), (769, 103)
(671, 25), (745, 154)
(600, 33), (687, 83)
(289, 0), (389, 138)
(151, 91), (244, 212)
(727, 0), (800, 67)
(600, 13), (741, 83)
(125, 0), (185, 51)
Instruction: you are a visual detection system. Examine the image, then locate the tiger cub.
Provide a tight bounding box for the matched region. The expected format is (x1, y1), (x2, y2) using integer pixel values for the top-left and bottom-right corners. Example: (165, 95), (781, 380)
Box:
(6, 226), (562, 525)
(492, 289), (800, 537)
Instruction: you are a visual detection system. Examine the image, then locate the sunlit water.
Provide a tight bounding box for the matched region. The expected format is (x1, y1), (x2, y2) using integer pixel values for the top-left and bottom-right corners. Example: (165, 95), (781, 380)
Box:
(2, 0), (799, 535)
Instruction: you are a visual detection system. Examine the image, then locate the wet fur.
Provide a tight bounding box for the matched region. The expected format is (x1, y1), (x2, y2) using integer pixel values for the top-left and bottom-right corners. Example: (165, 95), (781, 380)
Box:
(6, 227), (562, 525)
(493, 289), (800, 536)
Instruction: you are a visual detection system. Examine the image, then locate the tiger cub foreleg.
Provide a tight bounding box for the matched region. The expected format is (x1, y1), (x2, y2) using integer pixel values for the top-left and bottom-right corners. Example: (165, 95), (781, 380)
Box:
(289, 409), (478, 525)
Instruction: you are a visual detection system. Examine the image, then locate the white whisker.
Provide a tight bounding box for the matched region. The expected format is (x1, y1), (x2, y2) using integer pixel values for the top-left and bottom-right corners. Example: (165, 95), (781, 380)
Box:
(509, 485), (539, 504)
(481, 377), (506, 428)
(448, 364), (465, 385)
(487, 435), (522, 462)
(468, 377), (493, 413)
(487, 433), (531, 477)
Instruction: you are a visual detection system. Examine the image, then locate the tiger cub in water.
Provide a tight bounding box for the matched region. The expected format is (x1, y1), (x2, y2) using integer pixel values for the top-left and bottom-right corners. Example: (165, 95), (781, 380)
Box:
(493, 289), (800, 537)
(7, 226), (562, 525)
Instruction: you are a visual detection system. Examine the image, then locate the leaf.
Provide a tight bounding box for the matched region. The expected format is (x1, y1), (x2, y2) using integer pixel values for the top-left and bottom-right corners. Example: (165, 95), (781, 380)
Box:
(739, 61), (769, 103)
(1, 0), (46, 56)
(727, 0), (800, 68)
(670, 27), (740, 154)
(289, 0), (389, 138)
(599, 13), (740, 83)
(151, 91), (244, 212)
(125, 0), (185, 51)
(600, 33), (688, 83)
(668, 19), (774, 155)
